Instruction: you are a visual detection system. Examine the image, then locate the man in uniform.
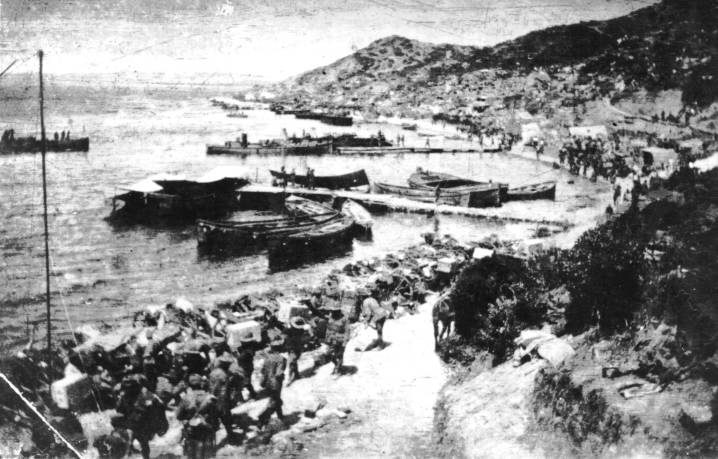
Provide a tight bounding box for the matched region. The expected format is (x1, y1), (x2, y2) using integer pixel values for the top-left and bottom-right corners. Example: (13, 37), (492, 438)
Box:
(208, 353), (236, 438)
(323, 304), (350, 376)
(284, 317), (311, 386)
(359, 287), (389, 351)
(257, 337), (287, 429)
(179, 329), (211, 374)
(113, 377), (166, 459)
(176, 374), (219, 459)
(232, 337), (257, 400)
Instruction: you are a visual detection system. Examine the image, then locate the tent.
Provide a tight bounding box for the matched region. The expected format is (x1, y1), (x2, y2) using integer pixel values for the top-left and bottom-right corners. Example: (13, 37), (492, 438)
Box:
(568, 125), (608, 138)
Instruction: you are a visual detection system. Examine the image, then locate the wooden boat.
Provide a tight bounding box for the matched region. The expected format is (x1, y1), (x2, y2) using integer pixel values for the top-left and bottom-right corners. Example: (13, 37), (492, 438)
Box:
(505, 181), (557, 201)
(109, 175), (248, 222)
(226, 112), (248, 118)
(0, 134), (89, 154)
(269, 169), (369, 190)
(267, 216), (355, 268)
(294, 110), (324, 120)
(408, 170), (509, 201)
(320, 114), (353, 126)
(408, 170), (482, 189)
(196, 211), (339, 253)
(341, 199), (373, 235)
(373, 182), (501, 207)
(401, 123), (418, 131)
(284, 195), (336, 216)
(207, 139), (333, 156)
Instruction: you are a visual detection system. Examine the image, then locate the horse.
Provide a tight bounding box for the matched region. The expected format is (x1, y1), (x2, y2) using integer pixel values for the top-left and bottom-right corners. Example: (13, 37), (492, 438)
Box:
(432, 292), (455, 350)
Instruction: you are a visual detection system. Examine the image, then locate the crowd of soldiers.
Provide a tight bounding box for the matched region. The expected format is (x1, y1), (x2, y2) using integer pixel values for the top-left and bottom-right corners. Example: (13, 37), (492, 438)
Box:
(11, 283), (401, 459)
(557, 135), (629, 181)
(5, 233), (470, 459)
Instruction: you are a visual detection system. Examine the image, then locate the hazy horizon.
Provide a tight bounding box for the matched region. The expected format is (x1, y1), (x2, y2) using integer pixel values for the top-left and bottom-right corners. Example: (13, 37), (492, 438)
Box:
(0, 0), (657, 85)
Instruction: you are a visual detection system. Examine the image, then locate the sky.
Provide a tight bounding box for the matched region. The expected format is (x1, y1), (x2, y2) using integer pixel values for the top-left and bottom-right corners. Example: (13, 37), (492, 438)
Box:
(0, 0), (656, 85)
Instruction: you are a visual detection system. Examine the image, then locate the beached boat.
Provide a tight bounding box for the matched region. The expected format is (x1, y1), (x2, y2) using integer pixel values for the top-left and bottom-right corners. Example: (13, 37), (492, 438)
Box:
(373, 182), (501, 207)
(269, 168), (369, 190)
(109, 172), (248, 222)
(226, 112), (248, 118)
(401, 123), (418, 131)
(267, 216), (355, 268)
(196, 211), (339, 254)
(341, 199), (373, 235)
(505, 180), (557, 201)
(408, 169), (509, 201)
(0, 134), (89, 154)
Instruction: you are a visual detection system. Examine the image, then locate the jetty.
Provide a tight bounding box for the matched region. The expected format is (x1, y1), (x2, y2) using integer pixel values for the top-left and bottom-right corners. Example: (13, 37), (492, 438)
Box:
(237, 184), (571, 227)
(334, 146), (485, 155)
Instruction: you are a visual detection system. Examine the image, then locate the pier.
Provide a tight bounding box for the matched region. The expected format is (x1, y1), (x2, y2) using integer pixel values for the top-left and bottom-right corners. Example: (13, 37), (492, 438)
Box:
(237, 184), (572, 227)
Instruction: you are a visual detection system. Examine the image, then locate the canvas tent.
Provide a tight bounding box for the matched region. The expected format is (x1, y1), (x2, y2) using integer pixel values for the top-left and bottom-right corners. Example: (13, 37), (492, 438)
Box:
(568, 125), (608, 138)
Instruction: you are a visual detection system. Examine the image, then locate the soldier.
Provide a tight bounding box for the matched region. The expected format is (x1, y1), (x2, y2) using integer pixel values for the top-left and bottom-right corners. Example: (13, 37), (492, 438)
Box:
(208, 352), (236, 437)
(359, 287), (389, 351)
(179, 329), (211, 374)
(176, 374), (219, 459)
(323, 304), (350, 376)
(232, 337), (257, 400)
(279, 165), (288, 189)
(284, 317), (311, 386)
(257, 337), (287, 429)
(113, 377), (167, 459)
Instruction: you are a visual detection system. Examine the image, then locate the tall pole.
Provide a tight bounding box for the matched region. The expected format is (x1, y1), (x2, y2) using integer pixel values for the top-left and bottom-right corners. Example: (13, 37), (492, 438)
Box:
(38, 49), (52, 378)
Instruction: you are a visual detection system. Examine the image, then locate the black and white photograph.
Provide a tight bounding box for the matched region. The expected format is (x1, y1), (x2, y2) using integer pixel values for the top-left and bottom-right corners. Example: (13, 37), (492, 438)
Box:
(1, 0), (717, 457)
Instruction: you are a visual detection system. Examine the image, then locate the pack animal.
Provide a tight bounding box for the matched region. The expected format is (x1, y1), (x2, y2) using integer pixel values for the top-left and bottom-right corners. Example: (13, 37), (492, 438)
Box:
(432, 293), (454, 350)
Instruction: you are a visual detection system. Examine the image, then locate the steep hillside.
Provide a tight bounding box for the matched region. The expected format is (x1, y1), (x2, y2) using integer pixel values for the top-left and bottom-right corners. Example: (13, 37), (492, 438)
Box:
(269, 0), (718, 113)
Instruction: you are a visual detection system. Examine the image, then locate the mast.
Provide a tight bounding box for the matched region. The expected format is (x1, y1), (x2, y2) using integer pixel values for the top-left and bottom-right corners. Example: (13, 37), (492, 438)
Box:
(38, 50), (52, 377)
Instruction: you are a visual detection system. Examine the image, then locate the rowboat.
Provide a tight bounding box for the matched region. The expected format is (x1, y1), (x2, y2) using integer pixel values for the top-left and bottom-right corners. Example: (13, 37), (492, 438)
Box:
(284, 195), (336, 216)
(408, 169), (509, 201)
(267, 216), (355, 268)
(196, 211), (339, 254)
(341, 199), (373, 235)
(408, 170), (482, 189)
(373, 182), (501, 207)
(505, 181), (557, 201)
(400, 123), (418, 131)
(270, 169), (369, 190)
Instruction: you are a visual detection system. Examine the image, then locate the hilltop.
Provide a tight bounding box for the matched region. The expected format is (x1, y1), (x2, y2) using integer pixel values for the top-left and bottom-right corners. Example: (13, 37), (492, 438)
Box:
(265, 0), (717, 122)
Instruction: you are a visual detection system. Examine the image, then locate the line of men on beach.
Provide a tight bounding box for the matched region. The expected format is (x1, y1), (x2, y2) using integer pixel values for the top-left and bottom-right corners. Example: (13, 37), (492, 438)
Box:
(17, 286), (392, 459)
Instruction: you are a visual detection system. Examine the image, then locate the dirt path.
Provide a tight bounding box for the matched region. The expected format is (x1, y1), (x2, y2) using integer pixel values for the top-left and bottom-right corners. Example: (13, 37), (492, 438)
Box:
(281, 293), (448, 458)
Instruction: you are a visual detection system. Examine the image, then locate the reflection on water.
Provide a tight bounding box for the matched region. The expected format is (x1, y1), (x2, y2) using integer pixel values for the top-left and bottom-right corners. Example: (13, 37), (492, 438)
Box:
(0, 83), (607, 346)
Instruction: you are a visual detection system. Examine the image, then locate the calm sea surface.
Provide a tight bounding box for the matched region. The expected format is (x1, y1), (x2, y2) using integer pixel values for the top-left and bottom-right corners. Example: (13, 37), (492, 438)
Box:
(0, 81), (606, 347)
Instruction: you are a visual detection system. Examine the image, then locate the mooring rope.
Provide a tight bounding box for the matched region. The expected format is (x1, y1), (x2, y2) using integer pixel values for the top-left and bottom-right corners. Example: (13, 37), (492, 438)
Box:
(0, 372), (84, 459)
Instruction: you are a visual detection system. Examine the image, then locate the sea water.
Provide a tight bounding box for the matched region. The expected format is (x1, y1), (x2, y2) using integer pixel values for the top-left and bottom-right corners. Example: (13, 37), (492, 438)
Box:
(0, 81), (606, 347)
